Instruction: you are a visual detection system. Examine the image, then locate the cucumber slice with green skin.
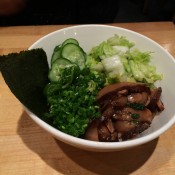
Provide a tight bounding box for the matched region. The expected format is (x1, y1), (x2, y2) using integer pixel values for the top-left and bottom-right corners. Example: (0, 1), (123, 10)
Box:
(62, 38), (79, 46)
(61, 43), (86, 70)
(49, 58), (78, 82)
(51, 45), (62, 65)
(54, 44), (61, 52)
(51, 39), (79, 65)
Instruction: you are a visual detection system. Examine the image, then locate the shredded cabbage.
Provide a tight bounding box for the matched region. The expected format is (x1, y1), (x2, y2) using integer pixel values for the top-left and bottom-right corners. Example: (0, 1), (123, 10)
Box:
(107, 34), (135, 48)
(87, 34), (163, 86)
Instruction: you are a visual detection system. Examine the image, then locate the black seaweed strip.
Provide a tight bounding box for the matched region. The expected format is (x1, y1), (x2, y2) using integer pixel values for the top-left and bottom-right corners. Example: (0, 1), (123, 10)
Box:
(0, 49), (49, 117)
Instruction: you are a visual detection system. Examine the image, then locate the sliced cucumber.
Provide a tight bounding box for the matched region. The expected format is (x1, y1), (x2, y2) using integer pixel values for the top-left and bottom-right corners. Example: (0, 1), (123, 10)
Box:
(49, 58), (73, 82)
(60, 65), (80, 87)
(62, 38), (79, 46)
(54, 44), (61, 52)
(51, 45), (62, 65)
(61, 43), (86, 70)
(51, 39), (79, 65)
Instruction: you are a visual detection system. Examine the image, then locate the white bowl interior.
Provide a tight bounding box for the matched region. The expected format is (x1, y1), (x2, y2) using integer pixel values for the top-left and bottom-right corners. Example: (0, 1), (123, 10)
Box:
(28, 25), (175, 151)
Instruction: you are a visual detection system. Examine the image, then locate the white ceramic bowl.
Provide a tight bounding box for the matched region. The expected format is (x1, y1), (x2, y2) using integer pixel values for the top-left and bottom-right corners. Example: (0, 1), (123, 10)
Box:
(28, 25), (175, 152)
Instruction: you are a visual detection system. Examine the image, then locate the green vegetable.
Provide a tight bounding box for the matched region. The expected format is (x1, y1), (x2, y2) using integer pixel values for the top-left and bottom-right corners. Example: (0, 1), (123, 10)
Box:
(48, 58), (80, 86)
(86, 55), (104, 72)
(107, 34), (135, 48)
(87, 34), (163, 87)
(87, 40), (129, 84)
(123, 49), (163, 86)
(44, 38), (106, 137)
(51, 45), (62, 65)
(101, 55), (127, 83)
(61, 43), (86, 70)
(88, 41), (117, 60)
(62, 38), (79, 46)
(51, 38), (82, 66)
(127, 103), (145, 110)
(131, 113), (140, 119)
(44, 68), (105, 137)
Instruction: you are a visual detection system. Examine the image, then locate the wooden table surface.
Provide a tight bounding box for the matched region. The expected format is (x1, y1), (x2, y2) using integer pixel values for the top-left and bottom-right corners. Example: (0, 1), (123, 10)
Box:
(0, 22), (175, 175)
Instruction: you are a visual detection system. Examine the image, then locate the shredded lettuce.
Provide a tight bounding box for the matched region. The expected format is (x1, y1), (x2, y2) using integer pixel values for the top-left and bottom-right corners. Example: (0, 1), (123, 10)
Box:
(86, 55), (104, 72)
(129, 49), (152, 63)
(107, 34), (135, 48)
(123, 49), (163, 85)
(88, 41), (117, 60)
(87, 34), (163, 87)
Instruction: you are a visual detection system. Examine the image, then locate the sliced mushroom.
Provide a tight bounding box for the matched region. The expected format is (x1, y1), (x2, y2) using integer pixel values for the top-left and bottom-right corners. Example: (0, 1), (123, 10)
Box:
(84, 119), (99, 141)
(147, 87), (162, 111)
(157, 99), (164, 111)
(112, 107), (153, 124)
(85, 82), (164, 142)
(110, 132), (118, 141)
(122, 107), (154, 124)
(112, 109), (133, 121)
(104, 119), (115, 133)
(111, 96), (128, 109)
(97, 122), (111, 142)
(127, 92), (149, 105)
(102, 105), (115, 119)
(118, 89), (128, 96)
(114, 120), (136, 132)
(97, 82), (150, 104)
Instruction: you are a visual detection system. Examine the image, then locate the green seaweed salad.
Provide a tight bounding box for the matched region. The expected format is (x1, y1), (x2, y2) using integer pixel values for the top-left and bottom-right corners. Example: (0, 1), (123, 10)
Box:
(43, 35), (163, 137)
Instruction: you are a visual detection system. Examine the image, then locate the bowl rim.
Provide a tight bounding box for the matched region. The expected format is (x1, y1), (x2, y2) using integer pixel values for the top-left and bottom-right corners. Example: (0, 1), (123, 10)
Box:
(25, 106), (175, 150)
(28, 24), (175, 150)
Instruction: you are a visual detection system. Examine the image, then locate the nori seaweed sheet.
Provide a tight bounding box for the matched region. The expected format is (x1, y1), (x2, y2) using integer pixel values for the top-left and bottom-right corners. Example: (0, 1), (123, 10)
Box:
(0, 49), (49, 117)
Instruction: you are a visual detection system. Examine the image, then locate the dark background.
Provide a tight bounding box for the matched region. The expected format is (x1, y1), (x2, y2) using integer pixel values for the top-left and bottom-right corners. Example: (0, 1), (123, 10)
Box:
(0, 0), (175, 26)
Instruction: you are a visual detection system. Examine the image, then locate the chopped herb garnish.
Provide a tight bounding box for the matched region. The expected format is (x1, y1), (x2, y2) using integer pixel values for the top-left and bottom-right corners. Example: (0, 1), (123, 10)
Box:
(131, 113), (140, 119)
(127, 102), (145, 110)
(132, 120), (140, 125)
(44, 68), (106, 137)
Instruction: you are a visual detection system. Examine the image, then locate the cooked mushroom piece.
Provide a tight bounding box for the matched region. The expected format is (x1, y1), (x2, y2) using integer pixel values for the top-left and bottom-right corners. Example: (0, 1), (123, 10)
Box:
(114, 120), (136, 132)
(104, 119), (115, 133)
(85, 82), (164, 142)
(102, 105), (115, 119)
(85, 119), (100, 141)
(121, 107), (154, 124)
(111, 96), (128, 109)
(97, 122), (111, 142)
(127, 92), (149, 105)
(147, 87), (163, 111)
(97, 82), (150, 104)
(119, 122), (150, 141)
(157, 99), (165, 111)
